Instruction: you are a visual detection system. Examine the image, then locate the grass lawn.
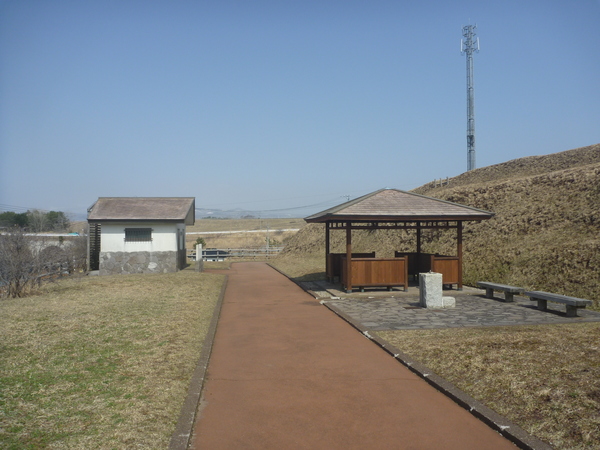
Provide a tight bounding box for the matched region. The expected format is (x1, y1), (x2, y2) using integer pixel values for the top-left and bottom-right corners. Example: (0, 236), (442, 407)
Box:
(0, 270), (224, 449)
(378, 324), (600, 450)
(269, 254), (325, 281)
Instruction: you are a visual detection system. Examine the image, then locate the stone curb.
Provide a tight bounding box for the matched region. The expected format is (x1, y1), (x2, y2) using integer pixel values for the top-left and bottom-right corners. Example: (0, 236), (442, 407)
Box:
(323, 300), (553, 450)
(168, 274), (229, 450)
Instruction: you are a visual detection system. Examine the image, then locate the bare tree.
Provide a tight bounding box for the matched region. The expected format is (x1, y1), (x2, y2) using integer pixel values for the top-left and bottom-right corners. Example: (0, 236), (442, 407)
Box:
(0, 225), (90, 298)
(27, 209), (48, 233)
(0, 229), (43, 298)
(63, 234), (88, 273)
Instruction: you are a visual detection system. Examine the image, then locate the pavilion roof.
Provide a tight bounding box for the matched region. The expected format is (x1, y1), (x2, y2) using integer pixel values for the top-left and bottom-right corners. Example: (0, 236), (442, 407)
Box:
(304, 188), (493, 223)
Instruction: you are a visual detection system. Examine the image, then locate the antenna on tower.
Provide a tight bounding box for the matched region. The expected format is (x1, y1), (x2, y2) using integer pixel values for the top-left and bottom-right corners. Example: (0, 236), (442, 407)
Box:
(461, 24), (479, 171)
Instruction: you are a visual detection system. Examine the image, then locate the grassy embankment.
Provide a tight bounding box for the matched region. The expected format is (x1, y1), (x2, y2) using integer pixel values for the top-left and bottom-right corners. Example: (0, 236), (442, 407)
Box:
(0, 270), (224, 449)
(276, 143), (600, 305)
(186, 218), (304, 251)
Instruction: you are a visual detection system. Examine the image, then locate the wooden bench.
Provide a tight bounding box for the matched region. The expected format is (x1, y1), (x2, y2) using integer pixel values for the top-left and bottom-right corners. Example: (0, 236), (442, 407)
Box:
(341, 256), (408, 293)
(327, 252), (375, 281)
(476, 281), (524, 302)
(524, 291), (593, 317)
(396, 252), (460, 289)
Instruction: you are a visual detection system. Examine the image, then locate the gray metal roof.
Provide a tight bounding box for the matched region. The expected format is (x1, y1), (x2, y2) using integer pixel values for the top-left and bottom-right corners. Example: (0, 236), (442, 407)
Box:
(88, 197), (195, 224)
(305, 189), (493, 223)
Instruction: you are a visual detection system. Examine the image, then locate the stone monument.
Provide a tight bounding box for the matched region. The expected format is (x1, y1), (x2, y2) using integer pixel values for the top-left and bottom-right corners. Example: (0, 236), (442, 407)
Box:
(419, 272), (455, 308)
(195, 244), (204, 272)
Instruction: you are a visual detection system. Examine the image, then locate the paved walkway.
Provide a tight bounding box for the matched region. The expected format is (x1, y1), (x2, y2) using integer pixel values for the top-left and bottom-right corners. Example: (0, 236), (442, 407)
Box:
(299, 280), (600, 331)
(190, 262), (517, 449)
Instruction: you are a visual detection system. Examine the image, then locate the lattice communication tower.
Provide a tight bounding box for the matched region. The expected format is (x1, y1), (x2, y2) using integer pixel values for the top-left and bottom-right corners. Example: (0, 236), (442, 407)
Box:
(461, 24), (479, 171)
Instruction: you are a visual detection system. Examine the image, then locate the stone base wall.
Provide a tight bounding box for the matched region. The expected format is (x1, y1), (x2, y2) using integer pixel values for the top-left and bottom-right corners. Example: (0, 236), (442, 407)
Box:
(99, 251), (177, 275)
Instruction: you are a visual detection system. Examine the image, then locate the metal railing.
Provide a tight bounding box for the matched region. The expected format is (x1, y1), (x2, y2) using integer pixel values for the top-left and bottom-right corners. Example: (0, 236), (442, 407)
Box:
(0, 258), (86, 297)
(187, 247), (284, 261)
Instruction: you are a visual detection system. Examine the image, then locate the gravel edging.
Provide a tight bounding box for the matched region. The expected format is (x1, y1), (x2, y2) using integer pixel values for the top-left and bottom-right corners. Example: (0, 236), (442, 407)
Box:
(323, 300), (553, 450)
(168, 274), (229, 450)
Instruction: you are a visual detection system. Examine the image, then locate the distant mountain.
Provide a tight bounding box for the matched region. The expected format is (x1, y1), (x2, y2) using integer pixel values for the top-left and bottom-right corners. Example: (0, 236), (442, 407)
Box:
(194, 208), (257, 220)
(194, 208), (293, 220)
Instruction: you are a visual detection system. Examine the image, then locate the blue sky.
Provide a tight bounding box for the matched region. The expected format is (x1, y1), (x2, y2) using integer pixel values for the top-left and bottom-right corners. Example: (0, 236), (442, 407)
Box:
(1, 0), (599, 219)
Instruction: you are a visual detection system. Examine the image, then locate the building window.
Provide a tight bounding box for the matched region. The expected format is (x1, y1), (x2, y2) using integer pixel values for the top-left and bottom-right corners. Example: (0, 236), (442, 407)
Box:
(125, 228), (152, 242)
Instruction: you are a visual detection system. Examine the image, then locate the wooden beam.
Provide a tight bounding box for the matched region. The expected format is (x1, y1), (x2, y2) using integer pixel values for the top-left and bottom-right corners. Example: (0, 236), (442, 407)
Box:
(328, 221), (459, 230)
(416, 222), (422, 254)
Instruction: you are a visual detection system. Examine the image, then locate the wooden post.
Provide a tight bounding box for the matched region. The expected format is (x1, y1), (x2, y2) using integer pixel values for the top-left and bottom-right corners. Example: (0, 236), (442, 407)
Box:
(325, 222), (331, 281)
(416, 222), (422, 254)
(86, 224), (91, 272)
(457, 221), (463, 290)
(346, 222), (352, 292)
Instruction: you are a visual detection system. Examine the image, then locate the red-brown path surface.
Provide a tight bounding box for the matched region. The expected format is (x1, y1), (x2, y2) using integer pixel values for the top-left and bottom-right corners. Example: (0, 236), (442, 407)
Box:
(190, 262), (516, 449)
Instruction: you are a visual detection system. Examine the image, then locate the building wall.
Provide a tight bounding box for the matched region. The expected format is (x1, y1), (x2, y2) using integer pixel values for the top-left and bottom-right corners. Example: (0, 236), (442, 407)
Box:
(98, 222), (184, 275)
(99, 251), (177, 275)
(100, 222), (179, 252)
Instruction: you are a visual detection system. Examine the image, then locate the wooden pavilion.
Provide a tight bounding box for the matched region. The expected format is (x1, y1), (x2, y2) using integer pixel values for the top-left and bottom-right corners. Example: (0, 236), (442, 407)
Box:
(304, 188), (494, 293)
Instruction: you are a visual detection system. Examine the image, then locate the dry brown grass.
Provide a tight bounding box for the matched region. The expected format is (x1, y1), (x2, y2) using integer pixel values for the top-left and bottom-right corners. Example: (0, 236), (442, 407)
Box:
(0, 270), (224, 449)
(186, 229), (299, 250)
(418, 162), (600, 305)
(377, 324), (600, 450)
(269, 254), (325, 281)
(188, 218), (305, 233)
(414, 143), (600, 193)
(186, 218), (305, 251)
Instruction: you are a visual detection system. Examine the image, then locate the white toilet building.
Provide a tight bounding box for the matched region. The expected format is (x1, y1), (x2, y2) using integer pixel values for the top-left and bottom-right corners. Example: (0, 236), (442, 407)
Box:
(87, 197), (195, 275)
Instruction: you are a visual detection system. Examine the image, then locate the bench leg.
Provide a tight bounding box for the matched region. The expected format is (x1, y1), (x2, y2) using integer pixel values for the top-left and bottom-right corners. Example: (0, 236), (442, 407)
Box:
(505, 292), (514, 302)
(566, 305), (579, 317)
(537, 299), (548, 311)
(485, 288), (494, 299)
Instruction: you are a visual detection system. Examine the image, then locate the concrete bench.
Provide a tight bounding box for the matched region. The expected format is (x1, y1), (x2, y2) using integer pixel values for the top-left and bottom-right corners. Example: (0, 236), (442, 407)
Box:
(477, 281), (524, 302)
(524, 291), (593, 317)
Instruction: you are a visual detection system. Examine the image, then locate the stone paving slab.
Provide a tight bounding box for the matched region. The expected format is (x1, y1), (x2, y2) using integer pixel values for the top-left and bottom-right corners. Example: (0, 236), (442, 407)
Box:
(324, 294), (600, 330)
